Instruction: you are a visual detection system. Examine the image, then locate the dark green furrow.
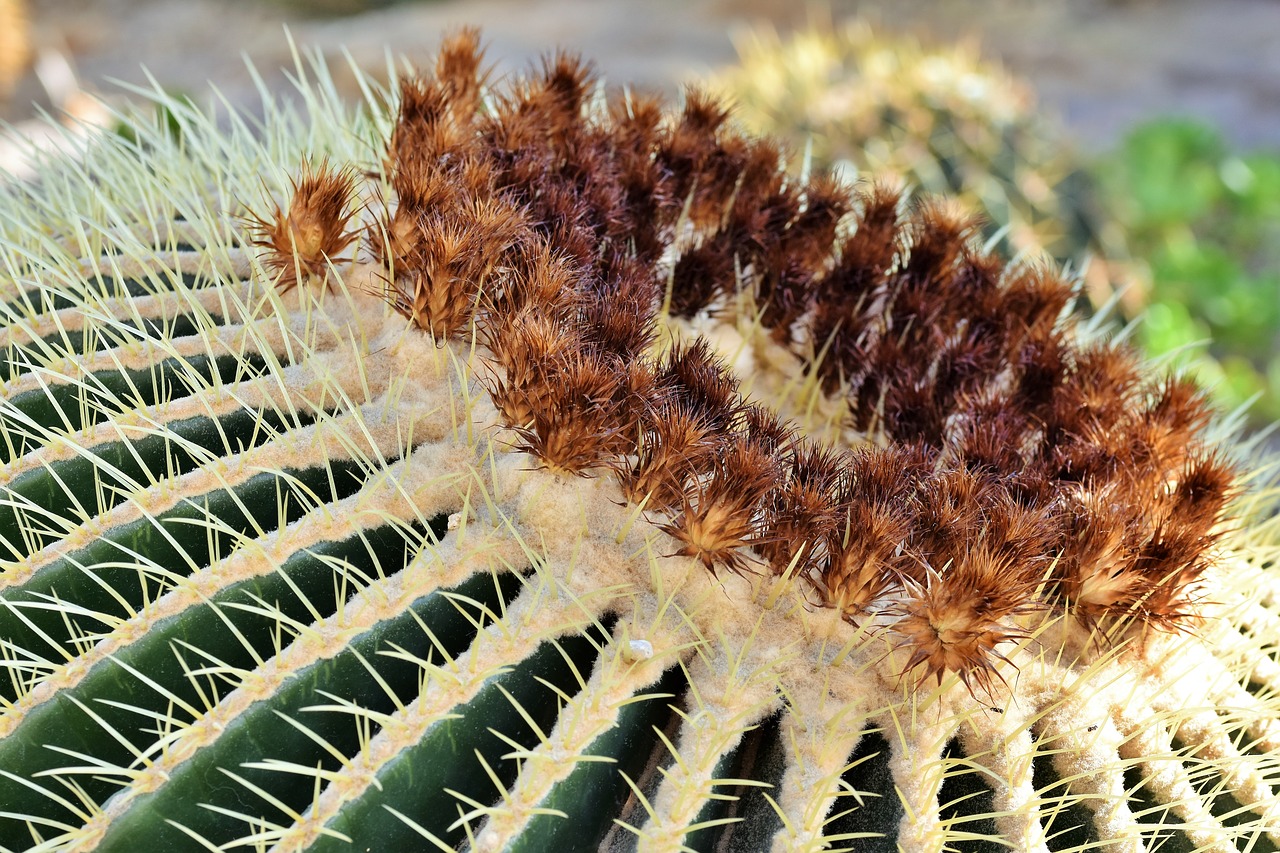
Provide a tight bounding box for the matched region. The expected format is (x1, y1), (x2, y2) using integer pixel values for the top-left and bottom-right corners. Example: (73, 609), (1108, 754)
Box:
(695, 710), (788, 853)
(507, 663), (688, 852)
(93, 568), (524, 852)
(824, 731), (902, 853)
(1123, 753), (1279, 853)
(309, 630), (609, 851)
(819, 737), (1006, 852)
(1192, 732), (1280, 853)
(0, 354), (271, 465)
(0, 314), (212, 383)
(1124, 764), (1198, 853)
(682, 709), (785, 853)
(606, 679), (691, 852)
(933, 739), (1000, 852)
(1032, 750), (1098, 851)
(5, 267), (223, 319)
(0, 461), (371, 695)
(0, 516), (434, 842)
(0, 408), (314, 556)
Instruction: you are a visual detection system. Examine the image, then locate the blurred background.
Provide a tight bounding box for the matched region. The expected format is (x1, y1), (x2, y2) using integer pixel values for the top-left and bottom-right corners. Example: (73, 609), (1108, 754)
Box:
(3, 0), (1279, 433)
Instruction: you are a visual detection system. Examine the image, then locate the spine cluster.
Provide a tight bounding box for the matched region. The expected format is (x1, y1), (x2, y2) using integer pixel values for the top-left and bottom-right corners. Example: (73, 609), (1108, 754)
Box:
(251, 30), (1236, 693)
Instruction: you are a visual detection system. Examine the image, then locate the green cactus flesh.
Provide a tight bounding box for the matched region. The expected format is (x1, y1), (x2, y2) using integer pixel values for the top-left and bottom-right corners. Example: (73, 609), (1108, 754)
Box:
(2, 33), (1280, 853)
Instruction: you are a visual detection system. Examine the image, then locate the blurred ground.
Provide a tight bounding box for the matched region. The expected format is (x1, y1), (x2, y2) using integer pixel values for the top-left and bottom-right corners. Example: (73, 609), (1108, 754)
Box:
(3, 0), (1280, 155)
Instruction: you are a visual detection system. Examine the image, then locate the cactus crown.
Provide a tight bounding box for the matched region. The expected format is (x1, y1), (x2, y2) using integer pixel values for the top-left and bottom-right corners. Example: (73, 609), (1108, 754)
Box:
(1, 28), (1278, 853)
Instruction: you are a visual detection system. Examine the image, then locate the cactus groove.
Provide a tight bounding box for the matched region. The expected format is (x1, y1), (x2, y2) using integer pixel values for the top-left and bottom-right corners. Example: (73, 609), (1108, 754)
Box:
(1, 30), (1279, 853)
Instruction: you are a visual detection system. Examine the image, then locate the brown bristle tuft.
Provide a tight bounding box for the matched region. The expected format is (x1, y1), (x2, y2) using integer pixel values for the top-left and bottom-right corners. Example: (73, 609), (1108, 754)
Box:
(899, 198), (980, 289)
(742, 404), (794, 456)
(536, 51), (597, 130)
(580, 262), (660, 358)
(434, 27), (488, 125)
(669, 239), (735, 318)
(509, 351), (634, 475)
(758, 445), (843, 577)
(619, 400), (716, 511)
(485, 312), (580, 429)
(1002, 265), (1075, 341)
(822, 494), (911, 615)
(1170, 450), (1238, 530)
(788, 175), (856, 272)
(246, 159), (359, 292)
(661, 434), (779, 574)
(383, 196), (528, 339)
(658, 338), (741, 429)
(891, 551), (1042, 697)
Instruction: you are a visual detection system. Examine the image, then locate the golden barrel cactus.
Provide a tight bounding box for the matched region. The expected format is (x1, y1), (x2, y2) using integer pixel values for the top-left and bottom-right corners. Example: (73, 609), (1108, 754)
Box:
(0, 30), (1278, 852)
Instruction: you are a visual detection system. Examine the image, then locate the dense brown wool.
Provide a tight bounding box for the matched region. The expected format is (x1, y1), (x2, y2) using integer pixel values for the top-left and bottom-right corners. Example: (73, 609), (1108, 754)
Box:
(266, 29), (1236, 690)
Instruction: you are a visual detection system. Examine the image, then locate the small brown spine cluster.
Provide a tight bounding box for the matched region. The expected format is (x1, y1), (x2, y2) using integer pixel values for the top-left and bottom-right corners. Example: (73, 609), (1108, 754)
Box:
(246, 160), (359, 291)
(372, 30), (531, 339)
(250, 32), (1239, 692)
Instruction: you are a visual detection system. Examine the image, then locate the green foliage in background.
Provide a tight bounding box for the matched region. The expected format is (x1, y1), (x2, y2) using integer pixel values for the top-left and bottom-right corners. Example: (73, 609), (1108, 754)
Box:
(1095, 118), (1280, 427)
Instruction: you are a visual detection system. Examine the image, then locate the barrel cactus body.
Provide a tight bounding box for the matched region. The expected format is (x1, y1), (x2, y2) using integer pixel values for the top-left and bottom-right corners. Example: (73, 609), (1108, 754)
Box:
(1, 32), (1279, 853)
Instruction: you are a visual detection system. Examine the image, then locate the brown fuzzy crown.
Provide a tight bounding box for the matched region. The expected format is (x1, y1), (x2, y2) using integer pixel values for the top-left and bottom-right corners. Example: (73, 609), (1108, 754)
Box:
(252, 29), (1237, 694)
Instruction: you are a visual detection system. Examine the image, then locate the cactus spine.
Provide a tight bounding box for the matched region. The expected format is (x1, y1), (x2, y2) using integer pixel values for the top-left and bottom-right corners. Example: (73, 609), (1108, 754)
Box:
(1, 30), (1278, 853)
